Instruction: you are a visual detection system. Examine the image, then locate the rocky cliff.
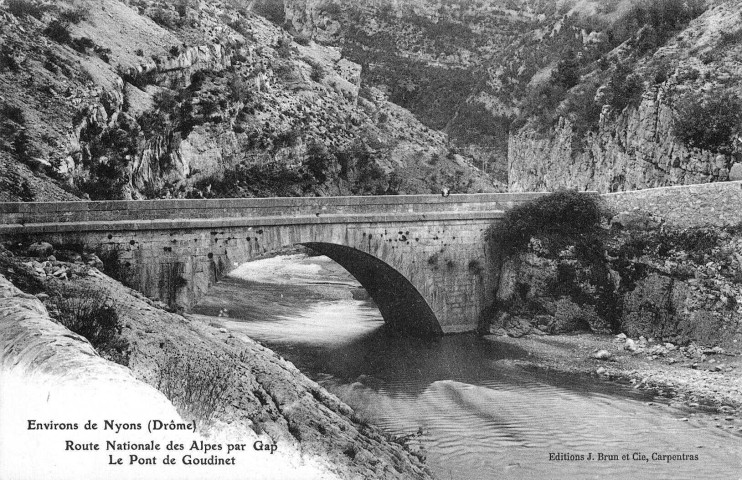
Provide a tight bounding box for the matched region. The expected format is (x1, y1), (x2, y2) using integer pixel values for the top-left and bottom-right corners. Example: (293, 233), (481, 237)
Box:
(507, 0), (742, 192)
(0, 0), (497, 202)
(488, 192), (742, 349)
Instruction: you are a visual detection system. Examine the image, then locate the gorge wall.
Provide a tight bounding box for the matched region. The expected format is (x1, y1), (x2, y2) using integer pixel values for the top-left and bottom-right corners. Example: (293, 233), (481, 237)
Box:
(507, 1), (742, 194)
(508, 89), (734, 193)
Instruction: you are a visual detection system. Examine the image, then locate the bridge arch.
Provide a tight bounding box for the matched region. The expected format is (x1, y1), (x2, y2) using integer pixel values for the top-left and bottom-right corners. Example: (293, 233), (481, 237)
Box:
(210, 236), (443, 335)
(299, 243), (442, 335)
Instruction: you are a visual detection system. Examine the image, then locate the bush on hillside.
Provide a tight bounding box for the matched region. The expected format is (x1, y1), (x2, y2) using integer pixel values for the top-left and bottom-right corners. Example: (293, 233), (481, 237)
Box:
(43, 20), (73, 45)
(499, 190), (607, 255)
(0, 45), (20, 73)
(6, 0), (48, 19)
(551, 52), (581, 90)
(60, 5), (89, 24)
(303, 142), (336, 183)
(604, 63), (644, 113)
(673, 89), (742, 154)
(149, 7), (180, 29)
(156, 351), (236, 427)
(48, 284), (129, 365)
(309, 61), (325, 82)
(253, 0), (285, 25)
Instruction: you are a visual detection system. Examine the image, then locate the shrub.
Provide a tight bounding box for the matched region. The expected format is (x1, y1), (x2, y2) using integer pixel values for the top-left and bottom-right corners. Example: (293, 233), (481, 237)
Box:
(156, 351), (236, 426)
(70, 36), (96, 54)
(44, 20), (73, 45)
(513, 82), (566, 133)
(719, 28), (742, 48)
(48, 284), (129, 365)
(560, 81), (602, 141)
(303, 141), (336, 182)
(309, 62), (324, 82)
(12, 128), (33, 159)
(499, 190), (606, 255)
(6, 0), (47, 19)
(60, 5), (89, 24)
(604, 63), (644, 113)
(0, 45), (20, 72)
(673, 89), (742, 154)
(117, 66), (157, 89)
(551, 52), (581, 90)
(149, 7), (180, 29)
(253, 0), (285, 24)
(274, 127), (301, 148)
(0, 102), (25, 124)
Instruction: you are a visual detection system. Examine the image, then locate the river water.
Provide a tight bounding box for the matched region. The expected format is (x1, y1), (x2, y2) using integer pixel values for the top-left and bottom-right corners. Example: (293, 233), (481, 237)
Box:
(191, 254), (742, 479)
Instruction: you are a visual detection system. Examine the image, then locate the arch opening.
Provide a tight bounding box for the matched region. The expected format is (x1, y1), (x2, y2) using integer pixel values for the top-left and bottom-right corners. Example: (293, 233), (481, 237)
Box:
(300, 242), (442, 336)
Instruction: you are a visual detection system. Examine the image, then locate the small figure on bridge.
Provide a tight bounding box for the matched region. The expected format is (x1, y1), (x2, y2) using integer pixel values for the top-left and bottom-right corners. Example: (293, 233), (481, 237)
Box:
(441, 188), (450, 197)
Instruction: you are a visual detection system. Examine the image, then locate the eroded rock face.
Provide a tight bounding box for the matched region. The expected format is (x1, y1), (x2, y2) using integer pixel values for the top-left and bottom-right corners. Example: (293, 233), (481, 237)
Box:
(284, 0), (343, 44)
(508, 1), (742, 193)
(493, 250), (613, 336)
(489, 224), (742, 348)
(508, 90), (732, 193)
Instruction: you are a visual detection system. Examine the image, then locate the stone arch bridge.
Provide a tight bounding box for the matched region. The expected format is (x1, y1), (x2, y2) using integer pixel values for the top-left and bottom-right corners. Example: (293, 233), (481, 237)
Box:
(0, 194), (543, 335)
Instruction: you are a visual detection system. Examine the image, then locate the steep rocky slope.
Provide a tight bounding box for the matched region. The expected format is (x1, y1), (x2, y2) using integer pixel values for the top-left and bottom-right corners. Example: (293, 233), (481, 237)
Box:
(0, 0), (497, 202)
(508, 0), (742, 192)
(0, 246), (432, 479)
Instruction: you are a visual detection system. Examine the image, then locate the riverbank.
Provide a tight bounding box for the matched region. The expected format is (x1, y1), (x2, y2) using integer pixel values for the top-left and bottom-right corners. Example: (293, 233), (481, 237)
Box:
(487, 332), (742, 426)
(0, 246), (431, 480)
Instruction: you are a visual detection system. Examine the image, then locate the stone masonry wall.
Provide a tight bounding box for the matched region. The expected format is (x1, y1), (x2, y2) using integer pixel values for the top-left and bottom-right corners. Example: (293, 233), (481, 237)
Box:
(603, 180), (742, 227)
(11, 218), (499, 335)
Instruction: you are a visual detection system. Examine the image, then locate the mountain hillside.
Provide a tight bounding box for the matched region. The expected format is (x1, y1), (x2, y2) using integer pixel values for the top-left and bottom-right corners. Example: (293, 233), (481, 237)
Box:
(0, 0), (498, 202)
(3, 0), (740, 200)
(281, 0), (742, 192)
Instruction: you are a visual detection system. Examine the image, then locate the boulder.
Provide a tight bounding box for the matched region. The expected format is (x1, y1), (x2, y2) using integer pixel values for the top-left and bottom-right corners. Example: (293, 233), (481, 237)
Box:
(610, 210), (661, 230)
(593, 350), (612, 360)
(27, 242), (53, 258)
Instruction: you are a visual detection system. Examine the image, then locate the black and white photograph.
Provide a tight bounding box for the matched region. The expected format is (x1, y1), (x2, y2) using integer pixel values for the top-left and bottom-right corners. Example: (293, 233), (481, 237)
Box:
(1, 0), (741, 478)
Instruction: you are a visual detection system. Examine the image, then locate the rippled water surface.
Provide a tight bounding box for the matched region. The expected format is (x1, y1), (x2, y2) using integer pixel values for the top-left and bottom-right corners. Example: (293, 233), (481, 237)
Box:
(192, 254), (742, 479)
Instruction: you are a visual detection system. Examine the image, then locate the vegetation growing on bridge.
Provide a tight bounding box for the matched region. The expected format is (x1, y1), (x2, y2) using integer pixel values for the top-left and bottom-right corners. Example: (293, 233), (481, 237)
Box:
(499, 190), (608, 256)
(492, 190), (620, 333)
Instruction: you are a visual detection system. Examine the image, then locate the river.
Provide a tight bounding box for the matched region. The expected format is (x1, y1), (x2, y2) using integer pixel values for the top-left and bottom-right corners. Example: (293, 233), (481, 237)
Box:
(191, 253), (742, 479)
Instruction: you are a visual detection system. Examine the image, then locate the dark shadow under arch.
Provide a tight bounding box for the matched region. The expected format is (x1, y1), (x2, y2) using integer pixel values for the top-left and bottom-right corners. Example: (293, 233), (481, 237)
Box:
(301, 242), (442, 336)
